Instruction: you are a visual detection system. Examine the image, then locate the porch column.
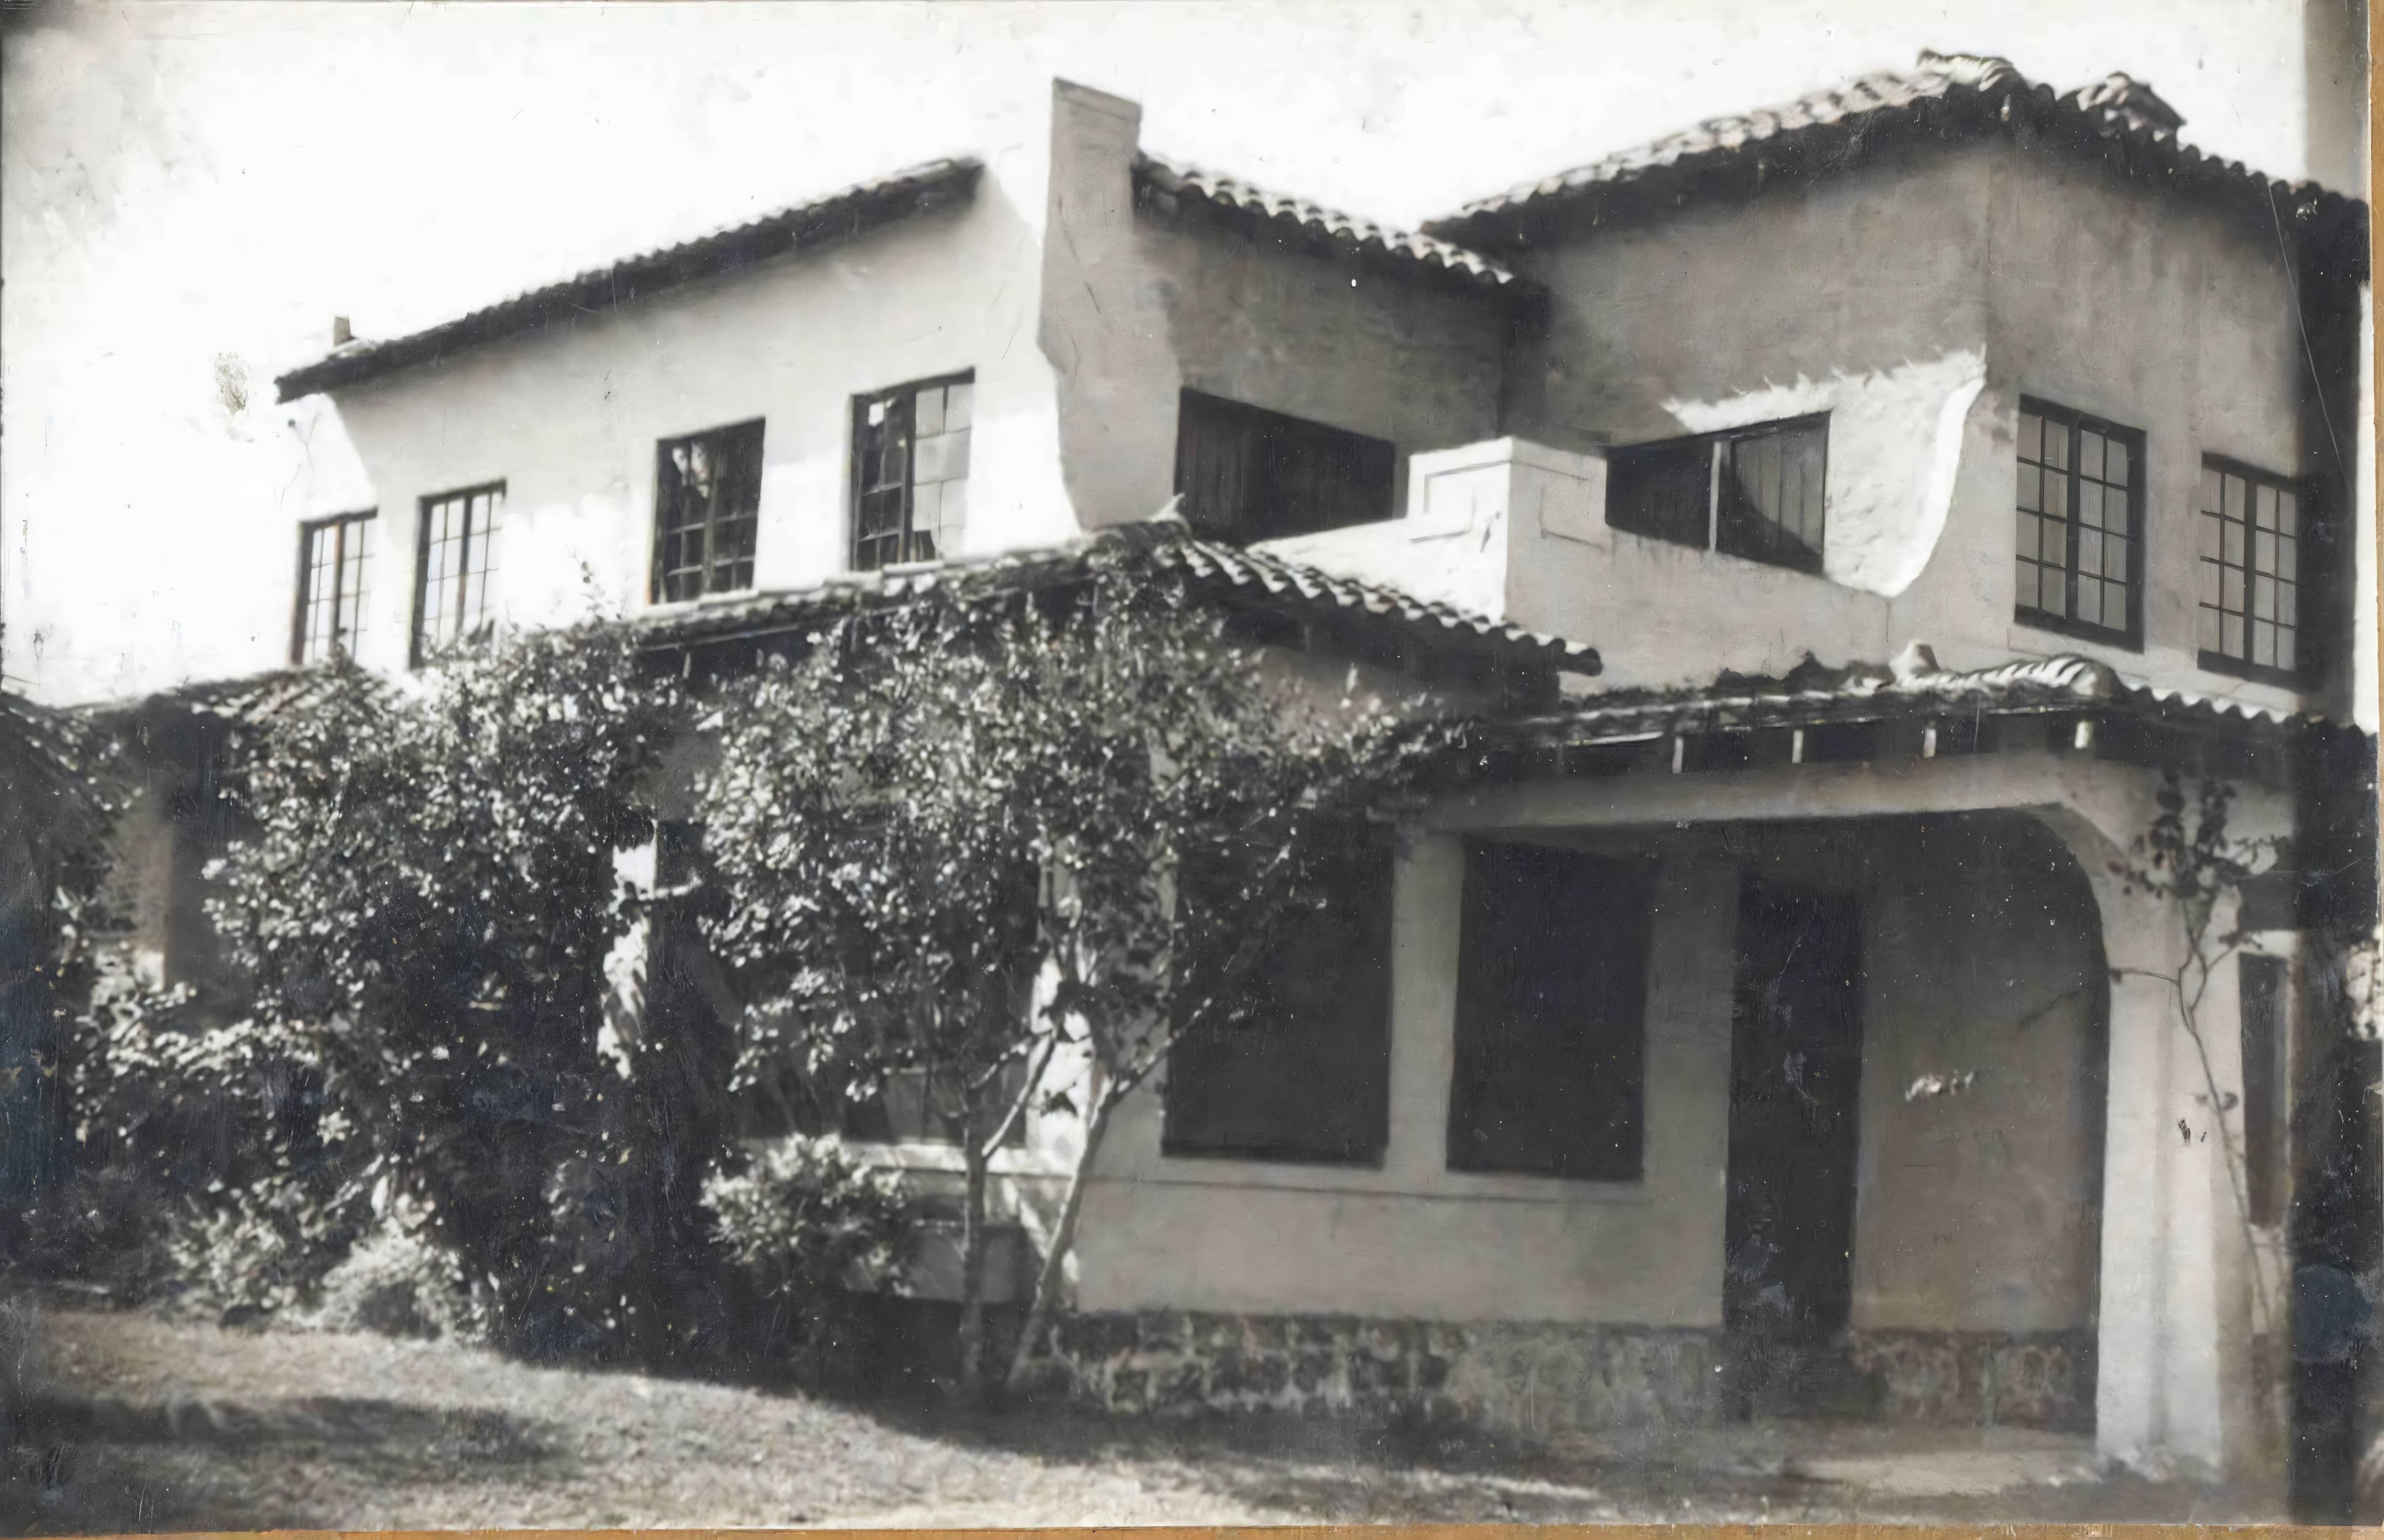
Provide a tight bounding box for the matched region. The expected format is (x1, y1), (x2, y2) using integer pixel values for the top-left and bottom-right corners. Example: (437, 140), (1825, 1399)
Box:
(2040, 806), (2263, 1478)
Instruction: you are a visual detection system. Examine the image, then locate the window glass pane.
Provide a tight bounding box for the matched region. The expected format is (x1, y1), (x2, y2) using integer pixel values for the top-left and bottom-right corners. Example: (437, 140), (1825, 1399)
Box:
(945, 380), (973, 431)
(2079, 430), (2105, 481)
(656, 421), (764, 595)
(913, 386), (945, 437)
(1165, 823), (1394, 1164)
(2019, 412), (2043, 463)
(2019, 463), (2042, 513)
(2198, 511), (2223, 560)
(2104, 438), (2129, 487)
(2278, 491), (2298, 536)
(2044, 472), (2068, 521)
(2225, 474), (2248, 521)
(2016, 511), (2040, 560)
(2043, 421), (2069, 470)
(1606, 434), (1713, 550)
(2201, 465), (2225, 513)
(2078, 481), (2103, 530)
(1449, 842), (1653, 1180)
(2198, 605), (2223, 651)
(1717, 418), (1827, 574)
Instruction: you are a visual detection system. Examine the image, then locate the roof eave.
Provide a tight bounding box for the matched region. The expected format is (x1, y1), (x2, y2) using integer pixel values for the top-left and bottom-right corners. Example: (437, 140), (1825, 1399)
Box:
(274, 158), (985, 402)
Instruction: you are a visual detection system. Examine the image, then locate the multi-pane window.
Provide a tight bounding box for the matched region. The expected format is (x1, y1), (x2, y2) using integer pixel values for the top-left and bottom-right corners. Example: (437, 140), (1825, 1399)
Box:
(853, 373), (973, 571)
(2015, 400), (2143, 645)
(412, 482), (503, 664)
(1607, 415), (1827, 574)
(292, 511), (375, 665)
(2198, 459), (2304, 680)
(652, 419), (764, 602)
(1173, 390), (1397, 544)
(1162, 822), (1394, 1165)
(1447, 842), (1657, 1181)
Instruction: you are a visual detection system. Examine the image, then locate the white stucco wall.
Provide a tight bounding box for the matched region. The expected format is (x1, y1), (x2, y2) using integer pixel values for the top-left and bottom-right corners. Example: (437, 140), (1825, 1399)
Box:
(1074, 836), (1735, 1325)
(1475, 139), (2335, 715)
(315, 175), (1075, 674)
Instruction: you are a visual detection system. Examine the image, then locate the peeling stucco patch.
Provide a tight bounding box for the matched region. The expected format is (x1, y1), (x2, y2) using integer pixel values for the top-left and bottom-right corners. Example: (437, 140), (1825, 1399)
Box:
(1662, 349), (1989, 599)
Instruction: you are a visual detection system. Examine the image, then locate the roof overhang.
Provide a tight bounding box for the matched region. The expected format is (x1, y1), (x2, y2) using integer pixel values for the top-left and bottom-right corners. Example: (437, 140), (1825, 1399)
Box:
(275, 158), (984, 401)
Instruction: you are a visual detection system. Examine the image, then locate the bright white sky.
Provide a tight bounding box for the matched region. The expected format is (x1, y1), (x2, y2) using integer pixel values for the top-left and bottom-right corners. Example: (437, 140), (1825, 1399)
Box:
(0, 0), (2355, 702)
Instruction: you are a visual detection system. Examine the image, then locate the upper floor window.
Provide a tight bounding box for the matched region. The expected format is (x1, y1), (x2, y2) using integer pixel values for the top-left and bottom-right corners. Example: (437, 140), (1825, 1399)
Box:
(653, 419), (764, 602)
(2016, 399), (2142, 648)
(2198, 458), (2304, 681)
(412, 482), (503, 664)
(292, 511), (375, 665)
(1607, 415), (1827, 574)
(853, 373), (973, 571)
(1173, 389), (1396, 544)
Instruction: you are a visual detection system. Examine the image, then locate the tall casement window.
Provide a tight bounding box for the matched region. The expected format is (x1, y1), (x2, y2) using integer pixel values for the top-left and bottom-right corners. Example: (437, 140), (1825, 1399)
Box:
(292, 511), (375, 665)
(2015, 399), (2144, 647)
(852, 373), (973, 571)
(2198, 459), (2305, 681)
(652, 419), (764, 602)
(2239, 953), (2288, 1226)
(1606, 415), (1828, 574)
(1162, 822), (1396, 1165)
(411, 482), (503, 664)
(1447, 842), (1656, 1181)
(1173, 389), (1397, 544)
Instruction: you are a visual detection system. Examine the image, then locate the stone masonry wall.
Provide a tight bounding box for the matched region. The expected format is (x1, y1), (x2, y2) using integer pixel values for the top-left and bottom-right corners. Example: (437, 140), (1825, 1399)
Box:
(1044, 1312), (2098, 1438)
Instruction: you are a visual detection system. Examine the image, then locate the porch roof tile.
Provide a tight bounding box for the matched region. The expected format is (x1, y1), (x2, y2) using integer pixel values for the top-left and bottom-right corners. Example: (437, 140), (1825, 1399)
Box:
(637, 513), (1599, 676)
(1492, 648), (2341, 748)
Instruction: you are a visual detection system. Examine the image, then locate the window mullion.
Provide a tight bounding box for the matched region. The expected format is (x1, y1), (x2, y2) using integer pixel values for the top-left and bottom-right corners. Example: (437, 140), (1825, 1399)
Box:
(2064, 426), (2083, 623)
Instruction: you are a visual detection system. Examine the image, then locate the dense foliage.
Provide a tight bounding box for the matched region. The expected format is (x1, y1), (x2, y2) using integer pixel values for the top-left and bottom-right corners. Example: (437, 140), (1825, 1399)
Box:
(697, 544), (1443, 1399)
(56, 627), (739, 1360)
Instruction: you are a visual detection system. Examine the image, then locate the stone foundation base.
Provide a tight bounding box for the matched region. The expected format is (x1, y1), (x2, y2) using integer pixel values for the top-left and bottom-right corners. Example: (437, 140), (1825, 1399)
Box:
(1044, 1312), (2097, 1437)
(1846, 1328), (2096, 1431)
(1048, 1312), (1717, 1434)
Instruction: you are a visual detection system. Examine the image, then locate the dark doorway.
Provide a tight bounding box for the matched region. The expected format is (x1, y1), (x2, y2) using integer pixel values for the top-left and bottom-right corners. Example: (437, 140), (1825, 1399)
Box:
(1722, 875), (1869, 1418)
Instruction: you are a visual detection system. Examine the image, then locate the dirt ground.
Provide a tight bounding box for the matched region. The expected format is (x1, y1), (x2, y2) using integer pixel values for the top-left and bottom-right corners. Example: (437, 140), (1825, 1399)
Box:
(6, 1304), (2280, 1532)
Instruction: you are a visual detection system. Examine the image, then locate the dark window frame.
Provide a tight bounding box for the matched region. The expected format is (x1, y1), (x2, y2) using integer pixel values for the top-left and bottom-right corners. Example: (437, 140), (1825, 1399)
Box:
(410, 480), (505, 666)
(2014, 396), (2146, 651)
(1159, 821), (1396, 1168)
(1605, 413), (1830, 576)
(2239, 952), (2288, 1227)
(291, 510), (376, 666)
(1171, 388), (1399, 545)
(1446, 840), (1656, 1183)
(2196, 453), (2312, 687)
(651, 418), (766, 603)
(851, 370), (975, 572)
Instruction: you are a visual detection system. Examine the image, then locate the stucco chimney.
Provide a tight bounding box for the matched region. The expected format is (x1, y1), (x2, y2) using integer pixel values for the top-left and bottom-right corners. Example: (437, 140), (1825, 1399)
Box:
(1040, 79), (1182, 529)
(331, 315), (353, 347)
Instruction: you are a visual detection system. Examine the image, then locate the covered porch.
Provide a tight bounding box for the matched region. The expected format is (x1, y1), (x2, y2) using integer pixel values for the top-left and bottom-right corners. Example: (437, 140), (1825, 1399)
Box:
(1069, 653), (2330, 1484)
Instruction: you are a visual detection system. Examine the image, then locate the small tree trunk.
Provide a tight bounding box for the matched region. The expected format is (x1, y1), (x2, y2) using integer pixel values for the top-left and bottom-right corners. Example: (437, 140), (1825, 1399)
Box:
(953, 1120), (992, 1407)
(1005, 1091), (1115, 1397)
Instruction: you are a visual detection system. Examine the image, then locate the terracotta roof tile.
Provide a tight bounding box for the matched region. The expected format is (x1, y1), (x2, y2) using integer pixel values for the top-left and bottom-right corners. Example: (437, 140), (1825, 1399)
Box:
(638, 516), (1598, 674)
(1133, 152), (1525, 294)
(1426, 50), (2363, 253)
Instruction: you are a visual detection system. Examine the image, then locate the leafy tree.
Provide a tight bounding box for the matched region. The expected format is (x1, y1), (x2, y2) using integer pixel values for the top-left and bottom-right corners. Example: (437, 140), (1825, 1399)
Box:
(63, 626), (728, 1360)
(697, 543), (1441, 1402)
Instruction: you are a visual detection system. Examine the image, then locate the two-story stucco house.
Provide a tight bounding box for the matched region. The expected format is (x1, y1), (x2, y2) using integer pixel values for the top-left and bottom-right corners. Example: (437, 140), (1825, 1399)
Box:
(113, 51), (2374, 1484)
